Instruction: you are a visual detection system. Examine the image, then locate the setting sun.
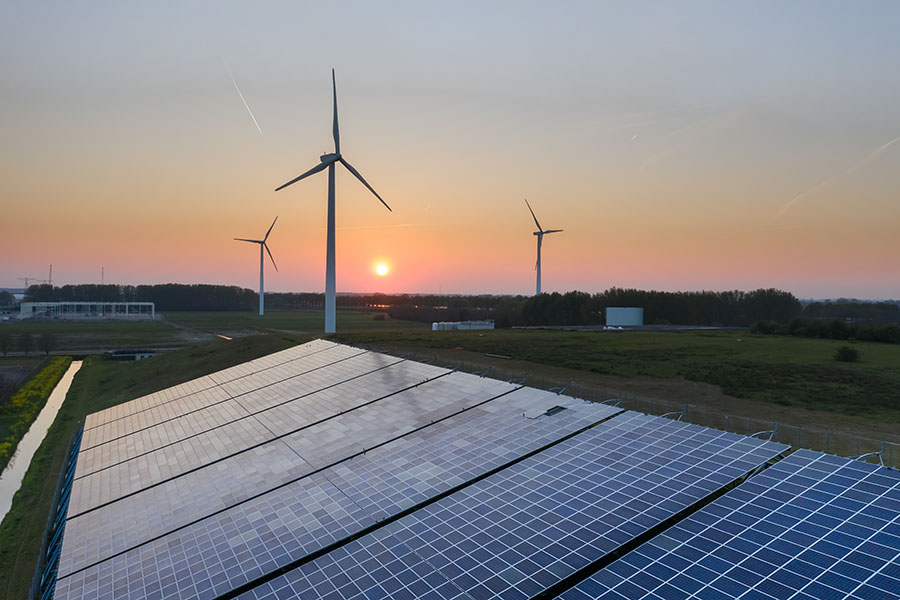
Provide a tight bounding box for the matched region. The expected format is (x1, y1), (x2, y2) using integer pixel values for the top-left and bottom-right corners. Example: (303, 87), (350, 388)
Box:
(374, 261), (390, 277)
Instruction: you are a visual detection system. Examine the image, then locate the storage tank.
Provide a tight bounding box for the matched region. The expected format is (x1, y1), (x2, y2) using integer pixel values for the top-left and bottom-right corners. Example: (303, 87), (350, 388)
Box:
(606, 307), (644, 327)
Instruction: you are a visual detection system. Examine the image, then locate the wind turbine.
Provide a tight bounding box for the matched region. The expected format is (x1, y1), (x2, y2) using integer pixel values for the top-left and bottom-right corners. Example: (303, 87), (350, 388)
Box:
(525, 198), (563, 296)
(235, 217), (279, 316)
(275, 69), (390, 334)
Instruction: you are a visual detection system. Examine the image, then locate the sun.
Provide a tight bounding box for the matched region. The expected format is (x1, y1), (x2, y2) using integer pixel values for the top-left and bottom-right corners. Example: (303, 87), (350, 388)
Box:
(374, 261), (390, 277)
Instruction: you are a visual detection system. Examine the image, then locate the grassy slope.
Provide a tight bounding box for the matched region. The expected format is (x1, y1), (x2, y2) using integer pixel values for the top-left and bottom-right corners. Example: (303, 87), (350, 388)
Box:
(0, 333), (312, 600)
(334, 329), (900, 420)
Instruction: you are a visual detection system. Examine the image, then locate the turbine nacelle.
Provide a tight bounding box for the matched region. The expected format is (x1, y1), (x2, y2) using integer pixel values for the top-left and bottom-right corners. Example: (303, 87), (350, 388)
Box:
(320, 152), (341, 163)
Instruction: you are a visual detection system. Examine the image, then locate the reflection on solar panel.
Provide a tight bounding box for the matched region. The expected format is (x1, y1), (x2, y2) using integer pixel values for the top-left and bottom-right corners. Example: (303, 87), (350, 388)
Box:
(559, 449), (900, 600)
(56, 390), (617, 600)
(236, 413), (787, 600)
(54, 340), (625, 600)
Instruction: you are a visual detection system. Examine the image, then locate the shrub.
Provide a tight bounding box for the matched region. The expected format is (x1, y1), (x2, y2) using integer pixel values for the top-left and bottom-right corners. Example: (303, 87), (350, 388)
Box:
(834, 346), (860, 363)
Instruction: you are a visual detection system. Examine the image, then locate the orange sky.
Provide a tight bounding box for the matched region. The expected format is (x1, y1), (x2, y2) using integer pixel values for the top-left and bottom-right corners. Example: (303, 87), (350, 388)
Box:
(2, 2), (899, 299)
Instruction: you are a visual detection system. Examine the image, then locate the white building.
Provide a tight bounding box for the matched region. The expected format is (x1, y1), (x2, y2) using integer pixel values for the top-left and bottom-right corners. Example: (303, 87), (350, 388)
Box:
(431, 320), (495, 331)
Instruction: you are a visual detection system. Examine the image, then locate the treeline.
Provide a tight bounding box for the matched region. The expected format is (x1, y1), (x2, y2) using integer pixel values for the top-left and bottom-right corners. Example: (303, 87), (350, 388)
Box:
(752, 318), (900, 344)
(517, 288), (802, 326)
(25, 284), (258, 311)
(802, 300), (900, 324)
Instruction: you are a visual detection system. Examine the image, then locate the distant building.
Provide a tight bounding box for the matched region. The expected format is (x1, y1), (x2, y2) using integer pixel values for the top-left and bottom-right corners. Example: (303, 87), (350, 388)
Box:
(20, 301), (155, 320)
(606, 307), (644, 327)
(432, 320), (495, 331)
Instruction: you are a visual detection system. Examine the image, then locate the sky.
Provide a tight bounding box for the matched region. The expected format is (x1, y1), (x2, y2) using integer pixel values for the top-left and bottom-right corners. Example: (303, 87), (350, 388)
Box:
(1, 1), (899, 299)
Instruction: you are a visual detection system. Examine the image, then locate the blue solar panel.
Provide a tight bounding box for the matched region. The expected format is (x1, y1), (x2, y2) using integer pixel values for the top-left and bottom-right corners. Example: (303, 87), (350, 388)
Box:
(236, 413), (787, 600)
(54, 389), (616, 600)
(558, 449), (900, 600)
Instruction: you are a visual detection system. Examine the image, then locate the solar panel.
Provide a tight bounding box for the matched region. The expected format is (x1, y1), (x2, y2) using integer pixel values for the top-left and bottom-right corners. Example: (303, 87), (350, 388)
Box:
(74, 348), (396, 479)
(558, 449), (900, 600)
(68, 357), (446, 514)
(234, 413), (787, 600)
(55, 385), (619, 599)
(81, 338), (338, 430)
(77, 341), (367, 453)
(57, 364), (515, 573)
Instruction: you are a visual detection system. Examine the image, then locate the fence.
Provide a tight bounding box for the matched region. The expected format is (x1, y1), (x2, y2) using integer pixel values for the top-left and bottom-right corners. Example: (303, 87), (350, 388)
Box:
(377, 347), (899, 469)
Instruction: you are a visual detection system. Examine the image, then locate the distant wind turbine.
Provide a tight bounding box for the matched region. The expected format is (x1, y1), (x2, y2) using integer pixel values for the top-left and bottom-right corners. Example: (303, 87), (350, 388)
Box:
(275, 69), (390, 333)
(235, 217), (278, 316)
(525, 199), (563, 296)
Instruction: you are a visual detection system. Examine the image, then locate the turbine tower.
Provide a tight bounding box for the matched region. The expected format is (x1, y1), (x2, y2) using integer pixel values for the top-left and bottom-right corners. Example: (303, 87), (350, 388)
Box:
(276, 69), (390, 334)
(235, 217), (279, 316)
(525, 198), (563, 296)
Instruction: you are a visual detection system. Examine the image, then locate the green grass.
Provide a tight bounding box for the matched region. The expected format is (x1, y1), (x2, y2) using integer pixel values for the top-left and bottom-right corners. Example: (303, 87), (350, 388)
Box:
(163, 309), (429, 333)
(0, 333), (312, 600)
(334, 329), (900, 420)
(0, 320), (183, 352)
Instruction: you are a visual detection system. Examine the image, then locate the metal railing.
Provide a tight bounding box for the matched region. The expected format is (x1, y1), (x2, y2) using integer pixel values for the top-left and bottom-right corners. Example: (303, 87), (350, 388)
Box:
(29, 426), (83, 600)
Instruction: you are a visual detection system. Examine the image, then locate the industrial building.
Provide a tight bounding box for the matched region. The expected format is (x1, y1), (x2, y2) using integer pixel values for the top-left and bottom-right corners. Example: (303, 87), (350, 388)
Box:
(19, 301), (155, 320)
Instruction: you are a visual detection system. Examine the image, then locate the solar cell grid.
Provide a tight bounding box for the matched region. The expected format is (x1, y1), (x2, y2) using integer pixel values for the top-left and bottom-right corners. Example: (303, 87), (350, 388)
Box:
(559, 449), (900, 600)
(81, 338), (339, 430)
(235, 413), (786, 600)
(58, 366), (529, 582)
(74, 351), (400, 478)
(68, 357), (439, 512)
(56, 388), (617, 599)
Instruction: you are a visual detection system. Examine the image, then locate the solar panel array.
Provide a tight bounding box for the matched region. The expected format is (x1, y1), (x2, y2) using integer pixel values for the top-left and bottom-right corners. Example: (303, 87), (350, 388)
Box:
(559, 449), (900, 600)
(53, 339), (890, 600)
(240, 413), (786, 600)
(54, 341), (631, 599)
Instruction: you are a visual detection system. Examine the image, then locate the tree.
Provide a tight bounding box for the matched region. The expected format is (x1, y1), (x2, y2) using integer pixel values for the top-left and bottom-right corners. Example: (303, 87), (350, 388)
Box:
(0, 331), (11, 356)
(18, 331), (33, 356)
(39, 332), (56, 356)
(0, 290), (14, 308)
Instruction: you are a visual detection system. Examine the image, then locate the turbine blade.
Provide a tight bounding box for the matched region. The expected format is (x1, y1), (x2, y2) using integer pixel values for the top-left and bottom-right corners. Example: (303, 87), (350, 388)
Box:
(339, 157), (391, 211)
(234, 238), (262, 243)
(544, 229), (564, 234)
(275, 161), (329, 191)
(264, 216), (278, 242)
(332, 69), (340, 155)
(524, 198), (542, 231)
(264, 243), (278, 272)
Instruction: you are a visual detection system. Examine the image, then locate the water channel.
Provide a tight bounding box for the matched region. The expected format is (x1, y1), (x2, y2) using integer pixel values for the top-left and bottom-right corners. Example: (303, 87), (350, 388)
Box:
(0, 360), (83, 522)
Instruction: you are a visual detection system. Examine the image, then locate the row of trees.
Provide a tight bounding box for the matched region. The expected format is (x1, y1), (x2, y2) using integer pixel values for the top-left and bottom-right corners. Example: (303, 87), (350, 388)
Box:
(752, 318), (900, 344)
(18, 284), (899, 332)
(0, 332), (56, 356)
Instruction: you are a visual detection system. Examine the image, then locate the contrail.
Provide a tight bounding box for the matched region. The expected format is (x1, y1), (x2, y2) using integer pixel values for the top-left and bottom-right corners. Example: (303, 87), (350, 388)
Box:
(777, 135), (900, 218)
(224, 61), (262, 134)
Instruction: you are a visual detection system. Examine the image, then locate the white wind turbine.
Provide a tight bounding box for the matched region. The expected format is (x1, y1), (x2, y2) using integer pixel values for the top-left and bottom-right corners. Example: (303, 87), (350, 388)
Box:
(525, 198), (563, 296)
(276, 69), (390, 333)
(235, 216), (278, 316)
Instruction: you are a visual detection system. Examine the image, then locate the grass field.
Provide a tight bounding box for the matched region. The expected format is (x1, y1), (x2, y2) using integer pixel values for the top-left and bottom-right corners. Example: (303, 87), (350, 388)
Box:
(163, 309), (428, 334)
(334, 329), (900, 421)
(0, 310), (427, 354)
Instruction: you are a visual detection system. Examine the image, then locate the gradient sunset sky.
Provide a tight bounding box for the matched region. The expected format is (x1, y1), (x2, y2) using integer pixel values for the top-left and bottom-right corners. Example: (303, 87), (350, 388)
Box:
(2, 1), (898, 298)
